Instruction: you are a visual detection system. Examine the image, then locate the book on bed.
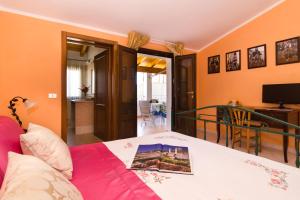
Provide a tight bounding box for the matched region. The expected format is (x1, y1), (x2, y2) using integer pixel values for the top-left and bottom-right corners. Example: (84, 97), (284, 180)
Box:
(129, 144), (192, 174)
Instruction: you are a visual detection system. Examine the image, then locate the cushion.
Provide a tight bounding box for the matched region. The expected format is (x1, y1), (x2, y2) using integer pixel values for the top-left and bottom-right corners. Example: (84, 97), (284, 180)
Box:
(20, 123), (73, 179)
(0, 152), (83, 200)
(0, 116), (23, 186)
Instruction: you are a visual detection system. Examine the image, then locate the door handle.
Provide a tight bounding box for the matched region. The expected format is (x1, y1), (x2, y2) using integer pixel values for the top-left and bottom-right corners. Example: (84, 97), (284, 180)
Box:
(96, 104), (105, 107)
(186, 91), (194, 94)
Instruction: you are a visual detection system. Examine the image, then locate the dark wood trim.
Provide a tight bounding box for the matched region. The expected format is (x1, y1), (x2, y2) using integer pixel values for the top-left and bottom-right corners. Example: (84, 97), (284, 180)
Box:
(61, 31), (118, 142)
(117, 46), (137, 139)
(138, 48), (174, 58)
(173, 54), (197, 137)
(65, 32), (117, 45)
(193, 54), (197, 137)
(61, 32), (67, 142)
(226, 50), (241, 72)
(111, 44), (119, 140)
(137, 66), (166, 74)
(247, 44), (267, 69)
(171, 55), (175, 131)
(208, 55), (220, 74)
(275, 36), (300, 66)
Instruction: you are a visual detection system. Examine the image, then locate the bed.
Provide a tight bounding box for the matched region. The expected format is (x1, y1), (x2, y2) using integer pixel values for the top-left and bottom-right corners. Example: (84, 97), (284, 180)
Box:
(1, 116), (300, 200)
(71, 131), (300, 200)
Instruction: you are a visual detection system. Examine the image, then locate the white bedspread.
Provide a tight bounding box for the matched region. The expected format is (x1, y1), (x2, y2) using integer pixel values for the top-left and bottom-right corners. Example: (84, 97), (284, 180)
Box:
(104, 131), (300, 200)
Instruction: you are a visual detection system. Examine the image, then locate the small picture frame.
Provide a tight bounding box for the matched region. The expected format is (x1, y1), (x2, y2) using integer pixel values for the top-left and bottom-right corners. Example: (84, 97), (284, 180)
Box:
(226, 50), (241, 72)
(276, 37), (300, 65)
(208, 55), (220, 74)
(247, 44), (267, 69)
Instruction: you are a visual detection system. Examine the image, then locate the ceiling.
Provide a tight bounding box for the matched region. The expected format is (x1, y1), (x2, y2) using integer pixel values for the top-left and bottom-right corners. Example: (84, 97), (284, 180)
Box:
(67, 43), (89, 57)
(137, 54), (166, 74)
(0, 0), (283, 50)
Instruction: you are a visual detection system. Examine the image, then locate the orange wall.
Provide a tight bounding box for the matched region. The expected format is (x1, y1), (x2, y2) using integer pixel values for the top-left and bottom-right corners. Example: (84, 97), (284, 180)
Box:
(197, 0), (300, 146)
(0, 11), (192, 135)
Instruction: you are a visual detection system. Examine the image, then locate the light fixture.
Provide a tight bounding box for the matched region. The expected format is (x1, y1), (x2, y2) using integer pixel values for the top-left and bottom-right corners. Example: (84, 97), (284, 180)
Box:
(8, 96), (36, 132)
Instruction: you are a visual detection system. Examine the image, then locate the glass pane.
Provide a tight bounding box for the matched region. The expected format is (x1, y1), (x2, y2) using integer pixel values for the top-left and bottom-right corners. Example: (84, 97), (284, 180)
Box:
(152, 74), (166, 102)
(137, 72), (147, 101)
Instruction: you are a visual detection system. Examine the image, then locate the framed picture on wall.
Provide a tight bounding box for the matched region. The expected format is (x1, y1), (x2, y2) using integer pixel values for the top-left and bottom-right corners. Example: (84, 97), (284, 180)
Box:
(208, 55), (220, 74)
(276, 37), (300, 65)
(226, 50), (241, 72)
(247, 44), (267, 69)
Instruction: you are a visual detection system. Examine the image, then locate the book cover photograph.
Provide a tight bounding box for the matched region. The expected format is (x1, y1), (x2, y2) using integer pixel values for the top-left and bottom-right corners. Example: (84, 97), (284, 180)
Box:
(130, 144), (192, 174)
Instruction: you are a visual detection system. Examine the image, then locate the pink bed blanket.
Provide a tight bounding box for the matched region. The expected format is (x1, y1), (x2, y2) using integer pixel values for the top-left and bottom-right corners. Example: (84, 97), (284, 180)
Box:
(70, 143), (160, 200)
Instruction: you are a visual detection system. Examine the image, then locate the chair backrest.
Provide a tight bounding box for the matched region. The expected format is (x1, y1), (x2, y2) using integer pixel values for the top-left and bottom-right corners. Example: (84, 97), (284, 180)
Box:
(139, 101), (150, 115)
(149, 99), (159, 103)
(229, 108), (251, 127)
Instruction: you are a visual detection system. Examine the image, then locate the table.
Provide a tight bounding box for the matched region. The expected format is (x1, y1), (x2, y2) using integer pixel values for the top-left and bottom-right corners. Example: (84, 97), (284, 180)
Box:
(71, 99), (94, 135)
(216, 106), (300, 163)
(150, 103), (162, 113)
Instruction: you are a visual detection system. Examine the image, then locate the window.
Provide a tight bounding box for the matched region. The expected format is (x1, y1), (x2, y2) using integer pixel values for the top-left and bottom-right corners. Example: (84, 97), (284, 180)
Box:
(91, 68), (95, 95)
(152, 74), (166, 102)
(137, 72), (147, 101)
(67, 65), (82, 99)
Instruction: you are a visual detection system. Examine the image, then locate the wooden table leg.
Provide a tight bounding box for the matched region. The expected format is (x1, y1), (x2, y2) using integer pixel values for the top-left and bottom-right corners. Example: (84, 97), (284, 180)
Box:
(217, 120), (220, 143)
(296, 126), (300, 150)
(283, 126), (289, 163)
(295, 128), (300, 167)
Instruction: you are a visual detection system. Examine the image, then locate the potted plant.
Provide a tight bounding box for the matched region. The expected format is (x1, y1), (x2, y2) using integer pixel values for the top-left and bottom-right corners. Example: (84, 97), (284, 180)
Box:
(79, 85), (89, 98)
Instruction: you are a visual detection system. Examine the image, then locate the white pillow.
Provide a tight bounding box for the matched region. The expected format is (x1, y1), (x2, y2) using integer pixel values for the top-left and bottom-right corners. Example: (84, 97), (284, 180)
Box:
(0, 152), (83, 200)
(20, 123), (73, 179)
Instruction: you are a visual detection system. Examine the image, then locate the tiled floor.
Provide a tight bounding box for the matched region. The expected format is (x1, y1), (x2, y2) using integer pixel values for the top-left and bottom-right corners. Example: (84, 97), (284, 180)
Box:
(67, 116), (168, 146)
(137, 116), (169, 137)
(67, 128), (101, 146)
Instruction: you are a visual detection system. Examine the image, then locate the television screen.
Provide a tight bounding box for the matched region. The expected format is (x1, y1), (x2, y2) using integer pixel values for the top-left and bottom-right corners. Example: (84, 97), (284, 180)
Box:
(262, 83), (300, 104)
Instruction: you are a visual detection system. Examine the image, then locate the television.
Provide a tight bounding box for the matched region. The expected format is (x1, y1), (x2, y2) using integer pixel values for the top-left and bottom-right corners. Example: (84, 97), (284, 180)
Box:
(262, 83), (300, 108)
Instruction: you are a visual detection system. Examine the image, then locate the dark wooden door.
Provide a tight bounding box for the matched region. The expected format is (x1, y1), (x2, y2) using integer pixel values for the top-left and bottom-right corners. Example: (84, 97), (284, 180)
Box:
(117, 46), (137, 139)
(94, 50), (109, 140)
(173, 54), (197, 137)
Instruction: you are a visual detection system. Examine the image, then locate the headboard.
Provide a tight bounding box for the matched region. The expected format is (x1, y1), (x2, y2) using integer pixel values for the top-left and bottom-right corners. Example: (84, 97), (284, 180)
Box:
(0, 116), (23, 185)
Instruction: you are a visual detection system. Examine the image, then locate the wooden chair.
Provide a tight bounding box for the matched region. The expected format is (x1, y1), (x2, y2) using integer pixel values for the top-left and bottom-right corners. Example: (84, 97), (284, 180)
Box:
(229, 107), (262, 153)
(139, 100), (155, 126)
(149, 99), (159, 103)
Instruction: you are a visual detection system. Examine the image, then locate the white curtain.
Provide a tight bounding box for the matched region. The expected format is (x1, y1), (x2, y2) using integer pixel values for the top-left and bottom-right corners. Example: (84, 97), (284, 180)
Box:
(67, 63), (82, 99)
(152, 74), (167, 102)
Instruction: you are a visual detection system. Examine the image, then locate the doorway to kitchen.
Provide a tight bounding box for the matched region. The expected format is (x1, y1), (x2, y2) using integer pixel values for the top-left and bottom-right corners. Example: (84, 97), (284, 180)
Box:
(61, 32), (115, 145)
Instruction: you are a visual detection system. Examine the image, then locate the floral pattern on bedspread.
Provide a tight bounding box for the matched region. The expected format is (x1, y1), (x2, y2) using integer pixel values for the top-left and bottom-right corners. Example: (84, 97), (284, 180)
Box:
(245, 160), (288, 190)
(135, 170), (171, 184)
(124, 142), (134, 149)
(154, 135), (188, 141)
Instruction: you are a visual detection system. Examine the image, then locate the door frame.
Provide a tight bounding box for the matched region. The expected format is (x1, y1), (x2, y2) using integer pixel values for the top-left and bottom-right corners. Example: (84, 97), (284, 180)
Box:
(137, 48), (175, 129)
(61, 32), (117, 142)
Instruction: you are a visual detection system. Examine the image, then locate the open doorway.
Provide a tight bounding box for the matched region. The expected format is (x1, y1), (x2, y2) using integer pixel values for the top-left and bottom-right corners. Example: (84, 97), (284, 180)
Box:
(66, 37), (105, 145)
(136, 49), (173, 136)
(62, 35), (196, 142)
(62, 33), (115, 145)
